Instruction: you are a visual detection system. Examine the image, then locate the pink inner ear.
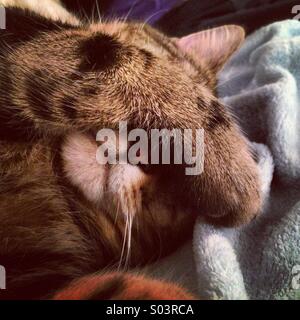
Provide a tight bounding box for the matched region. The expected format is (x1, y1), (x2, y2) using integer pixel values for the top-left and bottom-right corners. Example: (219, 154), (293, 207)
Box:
(176, 33), (205, 54)
(176, 28), (223, 59)
(175, 25), (245, 71)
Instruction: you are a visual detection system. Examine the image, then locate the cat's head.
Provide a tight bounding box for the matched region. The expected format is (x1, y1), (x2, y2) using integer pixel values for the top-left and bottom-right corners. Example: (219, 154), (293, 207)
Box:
(1, 7), (245, 131)
(86, 20), (245, 90)
(2, 7), (261, 227)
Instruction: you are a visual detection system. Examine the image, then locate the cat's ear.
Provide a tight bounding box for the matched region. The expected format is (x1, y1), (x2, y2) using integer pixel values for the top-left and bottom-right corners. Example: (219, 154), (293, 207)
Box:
(175, 25), (245, 73)
(1, 7), (75, 44)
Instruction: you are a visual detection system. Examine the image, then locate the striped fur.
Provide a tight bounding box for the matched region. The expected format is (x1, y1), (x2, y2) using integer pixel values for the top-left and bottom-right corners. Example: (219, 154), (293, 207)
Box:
(53, 273), (195, 300)
(0, 5), (261, 299)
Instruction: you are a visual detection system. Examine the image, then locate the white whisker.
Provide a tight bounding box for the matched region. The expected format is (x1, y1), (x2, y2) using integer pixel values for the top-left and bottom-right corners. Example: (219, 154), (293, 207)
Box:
(124, 213), (133, 268)
(95, 0), (102, 23)
(118, 212), (128, 270)
(122, 0), (139, 23)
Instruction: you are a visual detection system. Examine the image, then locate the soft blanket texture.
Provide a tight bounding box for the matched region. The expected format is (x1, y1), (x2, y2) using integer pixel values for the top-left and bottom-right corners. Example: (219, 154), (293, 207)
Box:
(194, 20), (300, 300)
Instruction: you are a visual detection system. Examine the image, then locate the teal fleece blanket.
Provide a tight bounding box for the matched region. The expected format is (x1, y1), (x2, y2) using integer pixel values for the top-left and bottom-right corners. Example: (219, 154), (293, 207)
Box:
(194, 20), (300, 300)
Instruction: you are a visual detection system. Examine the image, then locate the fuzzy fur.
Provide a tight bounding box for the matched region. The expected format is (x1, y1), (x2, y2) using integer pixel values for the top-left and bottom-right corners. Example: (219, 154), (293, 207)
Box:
(0, 2), (261, 299)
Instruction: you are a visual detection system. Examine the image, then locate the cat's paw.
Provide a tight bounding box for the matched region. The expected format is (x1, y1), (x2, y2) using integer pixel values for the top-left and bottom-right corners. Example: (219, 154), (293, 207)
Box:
(53, 273), (195, 300)
(180, 131), (263, 228)
(203, 180), (262, 227)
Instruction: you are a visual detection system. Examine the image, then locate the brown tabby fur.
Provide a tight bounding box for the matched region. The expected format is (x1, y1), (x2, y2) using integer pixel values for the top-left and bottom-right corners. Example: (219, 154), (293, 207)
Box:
(0, 7), (261, 299)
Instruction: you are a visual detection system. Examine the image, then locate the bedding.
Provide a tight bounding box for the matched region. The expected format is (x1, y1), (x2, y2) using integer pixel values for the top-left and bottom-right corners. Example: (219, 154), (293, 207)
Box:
(194, 20), (300, 300)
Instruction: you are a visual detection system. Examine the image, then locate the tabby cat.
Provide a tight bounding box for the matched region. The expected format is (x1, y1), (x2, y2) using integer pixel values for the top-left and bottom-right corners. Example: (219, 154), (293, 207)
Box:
(0, 2), (261, 299)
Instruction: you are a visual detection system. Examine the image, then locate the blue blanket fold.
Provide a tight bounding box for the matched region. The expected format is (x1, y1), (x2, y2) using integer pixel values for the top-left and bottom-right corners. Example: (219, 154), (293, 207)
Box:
(194, 20), (300, 300)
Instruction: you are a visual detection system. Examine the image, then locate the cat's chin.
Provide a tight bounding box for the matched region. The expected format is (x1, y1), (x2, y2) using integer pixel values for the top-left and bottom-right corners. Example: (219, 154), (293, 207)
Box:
(61, 132), (154, 217)
(61, 132), (192, 224)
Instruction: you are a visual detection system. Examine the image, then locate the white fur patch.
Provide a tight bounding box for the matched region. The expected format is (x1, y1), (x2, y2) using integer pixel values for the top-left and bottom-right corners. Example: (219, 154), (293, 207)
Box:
(62, 132), (107, 204)
(62, 132), (152, 216)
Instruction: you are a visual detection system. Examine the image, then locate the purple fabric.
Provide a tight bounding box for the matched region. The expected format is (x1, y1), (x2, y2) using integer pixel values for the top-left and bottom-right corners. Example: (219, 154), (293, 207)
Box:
(106, 0), (186, 24)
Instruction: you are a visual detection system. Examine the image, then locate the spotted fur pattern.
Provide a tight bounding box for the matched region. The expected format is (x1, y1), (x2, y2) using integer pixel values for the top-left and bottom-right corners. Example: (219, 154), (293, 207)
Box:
(0, 4), (261, 299)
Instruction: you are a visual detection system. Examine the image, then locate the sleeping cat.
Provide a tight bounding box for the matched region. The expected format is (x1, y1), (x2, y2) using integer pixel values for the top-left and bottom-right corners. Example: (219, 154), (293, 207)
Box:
(0, 3), (261, 299)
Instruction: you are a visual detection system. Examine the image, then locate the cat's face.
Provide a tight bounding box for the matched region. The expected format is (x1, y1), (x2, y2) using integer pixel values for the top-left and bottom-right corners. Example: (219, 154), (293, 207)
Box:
(0, 7), (262, 299)
(3, 8), (261, 228)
